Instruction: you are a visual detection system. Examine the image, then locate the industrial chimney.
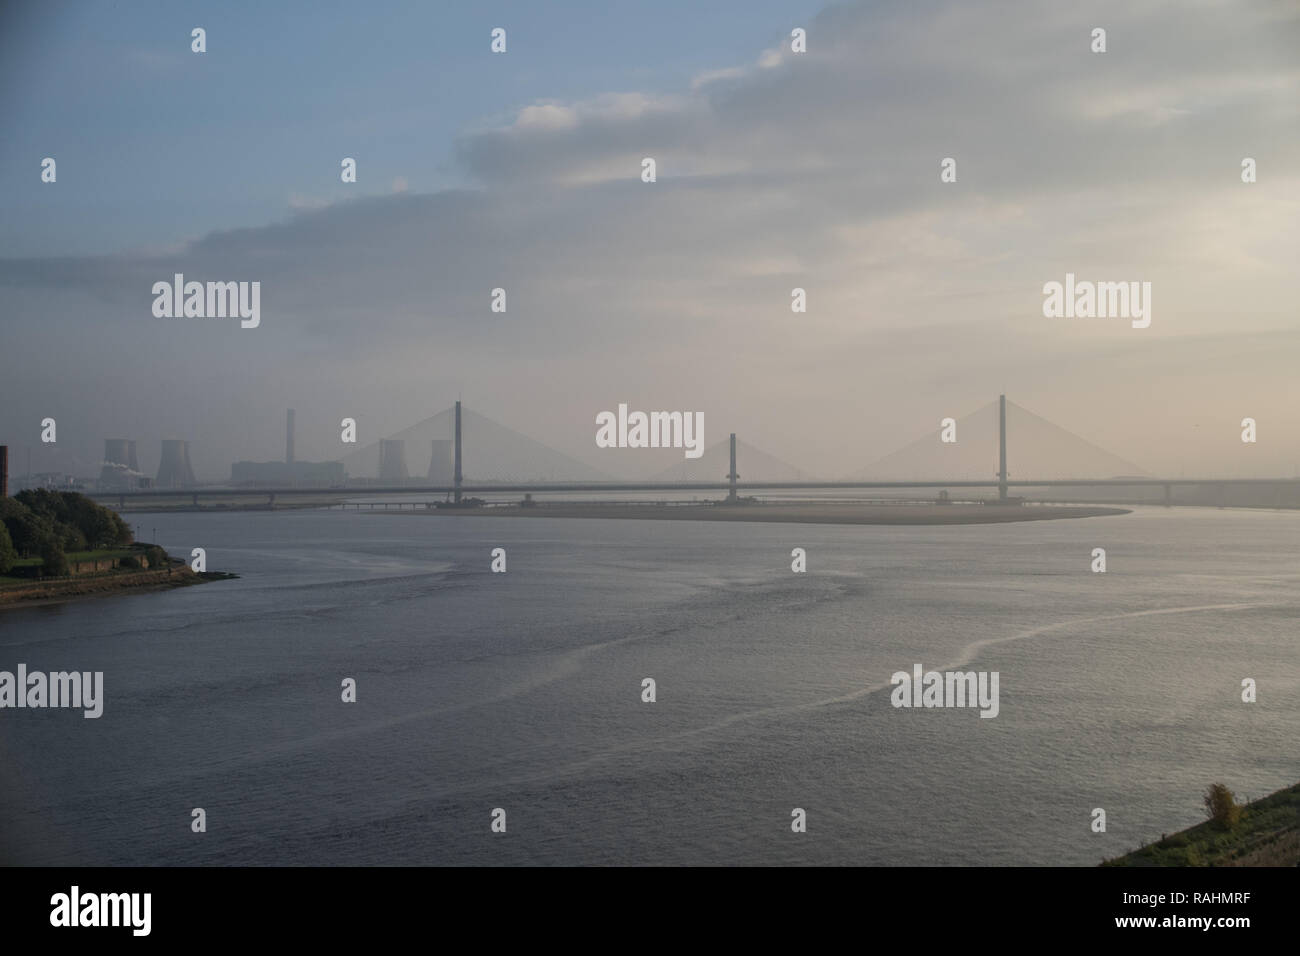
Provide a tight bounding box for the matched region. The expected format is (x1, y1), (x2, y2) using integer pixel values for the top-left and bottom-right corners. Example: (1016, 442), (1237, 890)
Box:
(0, 445), (7, 497)
(286, 408), (295, 465)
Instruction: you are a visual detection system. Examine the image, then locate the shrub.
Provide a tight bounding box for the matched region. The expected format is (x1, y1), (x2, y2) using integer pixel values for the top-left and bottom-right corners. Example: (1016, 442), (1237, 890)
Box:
(118, 555), (140, 569)
(1203, 782), (1242, 830)
(38, 540), (69, 577)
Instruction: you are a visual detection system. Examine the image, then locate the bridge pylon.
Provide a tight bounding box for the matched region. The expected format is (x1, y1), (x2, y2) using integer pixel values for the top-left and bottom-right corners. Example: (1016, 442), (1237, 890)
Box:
(997, 393), (1008, 501)
(454, 400), (463, 504)
(725, 433), (739, 502)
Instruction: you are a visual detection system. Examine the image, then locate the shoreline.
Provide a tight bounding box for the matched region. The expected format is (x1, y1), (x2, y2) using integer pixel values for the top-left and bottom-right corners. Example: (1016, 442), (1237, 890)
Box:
(0, 567), (236, 609)
(1103, 780), (1300, 867)
(382, 502), (1131, 526)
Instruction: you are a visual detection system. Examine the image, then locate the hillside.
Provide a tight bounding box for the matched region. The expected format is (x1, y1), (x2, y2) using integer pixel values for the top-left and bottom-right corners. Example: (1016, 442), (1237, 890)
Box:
(1103, 781), (1300, 867)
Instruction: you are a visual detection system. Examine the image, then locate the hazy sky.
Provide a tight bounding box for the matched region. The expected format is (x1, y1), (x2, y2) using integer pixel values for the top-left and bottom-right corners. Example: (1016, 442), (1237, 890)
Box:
(1, 0), (1297, 481)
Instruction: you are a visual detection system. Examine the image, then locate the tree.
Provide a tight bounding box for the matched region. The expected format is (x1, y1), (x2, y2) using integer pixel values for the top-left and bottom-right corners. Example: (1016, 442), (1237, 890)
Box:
(10, 490), (132, 550)
(0, 522), (16, 574)
(0, 498), (57, 557)
(1203, 782), (1242, 830)
(38, 538), (69, 577)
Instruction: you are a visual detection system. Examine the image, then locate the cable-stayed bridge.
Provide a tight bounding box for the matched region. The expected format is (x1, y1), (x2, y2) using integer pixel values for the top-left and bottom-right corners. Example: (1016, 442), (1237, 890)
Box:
(96, 397), (1299, 508)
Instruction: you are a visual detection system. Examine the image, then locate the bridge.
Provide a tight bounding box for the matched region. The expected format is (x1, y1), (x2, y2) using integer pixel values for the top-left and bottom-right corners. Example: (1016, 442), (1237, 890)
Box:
(91, 397), (1299, 511)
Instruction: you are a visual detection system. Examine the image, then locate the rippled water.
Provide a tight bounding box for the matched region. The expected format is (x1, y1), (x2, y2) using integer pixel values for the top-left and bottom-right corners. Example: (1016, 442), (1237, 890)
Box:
(1, 506), (1297, 865)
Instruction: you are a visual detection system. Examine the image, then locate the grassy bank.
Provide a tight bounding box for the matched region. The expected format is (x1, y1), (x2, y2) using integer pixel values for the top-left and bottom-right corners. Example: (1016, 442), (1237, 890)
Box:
(1103, 781), (1300, 867)
(0, 564), (237, 607)
(6, 547), (137, 570)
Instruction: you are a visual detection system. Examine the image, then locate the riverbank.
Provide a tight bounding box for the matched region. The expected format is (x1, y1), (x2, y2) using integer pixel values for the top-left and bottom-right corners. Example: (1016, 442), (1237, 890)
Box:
(109, 497), (341, 513)
(392, 501), (1130, 525)
(1102, 781), (1300, 866)
(0, 565), (237, 608)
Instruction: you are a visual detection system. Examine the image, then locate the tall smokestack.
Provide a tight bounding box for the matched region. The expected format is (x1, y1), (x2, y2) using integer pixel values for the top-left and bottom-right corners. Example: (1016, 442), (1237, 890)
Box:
(454, 400), (463, 504)
(286, 408), (295, 465)
(1, 445), (8, 497)
(998, 394), (1008, 501)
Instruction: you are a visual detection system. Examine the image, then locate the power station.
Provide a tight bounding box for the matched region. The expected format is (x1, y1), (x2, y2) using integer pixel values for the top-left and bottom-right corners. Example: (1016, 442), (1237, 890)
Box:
(230, 408), (344, 486)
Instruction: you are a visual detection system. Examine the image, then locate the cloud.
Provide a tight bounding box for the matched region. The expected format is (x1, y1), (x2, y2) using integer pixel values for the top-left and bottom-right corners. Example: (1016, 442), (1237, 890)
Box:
(1, 0), (1298, 479)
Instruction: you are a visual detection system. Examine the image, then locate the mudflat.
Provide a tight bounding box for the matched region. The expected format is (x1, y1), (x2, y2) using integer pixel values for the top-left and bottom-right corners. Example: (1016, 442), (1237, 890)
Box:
(406, 502), (1130, 525)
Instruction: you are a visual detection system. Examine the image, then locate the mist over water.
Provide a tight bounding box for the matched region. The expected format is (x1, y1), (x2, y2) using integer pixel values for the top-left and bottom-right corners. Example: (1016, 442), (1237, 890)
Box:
(1, 507), (1296, 865)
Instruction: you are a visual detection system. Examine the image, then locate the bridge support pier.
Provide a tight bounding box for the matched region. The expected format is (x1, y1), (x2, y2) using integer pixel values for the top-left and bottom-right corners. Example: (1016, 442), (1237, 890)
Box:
(1163, 483), (1171, 507)
(268, 492), (276, 510)
(192, 493), (198, 507)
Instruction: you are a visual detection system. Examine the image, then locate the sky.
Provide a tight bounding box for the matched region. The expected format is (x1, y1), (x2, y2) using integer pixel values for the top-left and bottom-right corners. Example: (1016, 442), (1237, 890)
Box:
(1, 0), (1298, 482)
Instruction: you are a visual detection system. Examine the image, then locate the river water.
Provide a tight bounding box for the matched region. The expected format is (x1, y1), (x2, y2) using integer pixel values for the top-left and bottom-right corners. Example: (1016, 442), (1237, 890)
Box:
(1, 506), (1296, 865)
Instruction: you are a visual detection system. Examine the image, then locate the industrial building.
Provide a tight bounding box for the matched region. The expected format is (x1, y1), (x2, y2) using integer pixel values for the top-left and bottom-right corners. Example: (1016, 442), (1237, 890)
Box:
(229, 409), (346, 486)
(231, 460), (345, 487)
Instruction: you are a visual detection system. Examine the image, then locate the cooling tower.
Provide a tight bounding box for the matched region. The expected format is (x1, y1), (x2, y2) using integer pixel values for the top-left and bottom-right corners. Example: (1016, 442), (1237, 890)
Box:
(378, 439), (409, 482)
(428, 439), (453, 484)
(157, 440), (197, 488)
(104, 439), (132, 467)
(100, 438), (142, 489)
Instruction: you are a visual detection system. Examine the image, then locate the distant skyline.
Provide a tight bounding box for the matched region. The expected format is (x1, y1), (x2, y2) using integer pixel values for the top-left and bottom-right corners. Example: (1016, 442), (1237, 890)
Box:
(2, 0), (1299, 481)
